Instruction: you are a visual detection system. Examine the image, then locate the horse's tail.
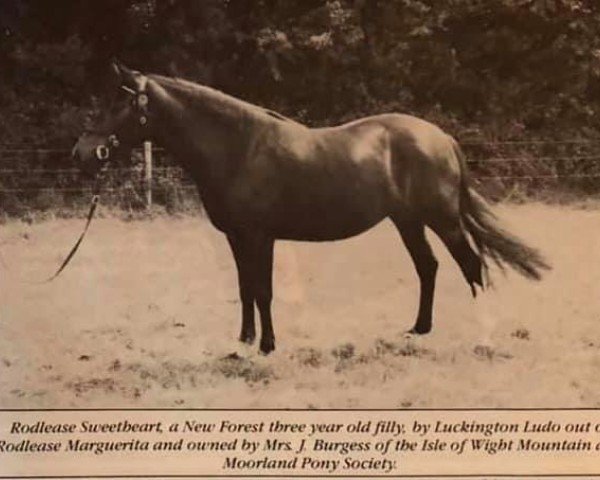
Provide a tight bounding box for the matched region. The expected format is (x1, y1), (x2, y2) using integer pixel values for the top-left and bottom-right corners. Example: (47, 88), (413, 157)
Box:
(452, 140), (551, 281)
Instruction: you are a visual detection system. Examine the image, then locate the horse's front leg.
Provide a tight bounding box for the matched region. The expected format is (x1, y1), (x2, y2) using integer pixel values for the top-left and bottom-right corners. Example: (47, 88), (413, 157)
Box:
(228, 233), (276, 354)
(227, 235), (256, 344)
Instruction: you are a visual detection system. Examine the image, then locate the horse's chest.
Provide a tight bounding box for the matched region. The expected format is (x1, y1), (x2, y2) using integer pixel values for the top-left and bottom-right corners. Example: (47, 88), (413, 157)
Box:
(199, 179), (277, 233)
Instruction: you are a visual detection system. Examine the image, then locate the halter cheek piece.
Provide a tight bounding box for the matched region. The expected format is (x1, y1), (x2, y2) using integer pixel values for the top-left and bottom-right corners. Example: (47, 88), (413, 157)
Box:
(95, 75), (149, 164)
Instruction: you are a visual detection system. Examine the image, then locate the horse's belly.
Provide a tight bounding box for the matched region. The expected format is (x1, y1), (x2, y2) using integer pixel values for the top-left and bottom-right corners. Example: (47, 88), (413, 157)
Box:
(274, 220), (385, 241)
(269, 194), (390, 241)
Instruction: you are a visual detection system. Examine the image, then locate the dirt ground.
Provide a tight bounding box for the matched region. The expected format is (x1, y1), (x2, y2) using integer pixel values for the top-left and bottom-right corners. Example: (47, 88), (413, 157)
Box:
(0, 203), (599, 409)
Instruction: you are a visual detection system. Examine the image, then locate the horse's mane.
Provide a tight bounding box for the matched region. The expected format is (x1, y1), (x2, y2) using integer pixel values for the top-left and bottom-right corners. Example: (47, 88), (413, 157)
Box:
(150, 74), (297, 125)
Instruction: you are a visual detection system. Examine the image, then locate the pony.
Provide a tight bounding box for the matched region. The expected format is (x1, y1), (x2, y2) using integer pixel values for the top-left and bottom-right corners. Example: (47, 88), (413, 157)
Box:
(72, 63), (549, 354)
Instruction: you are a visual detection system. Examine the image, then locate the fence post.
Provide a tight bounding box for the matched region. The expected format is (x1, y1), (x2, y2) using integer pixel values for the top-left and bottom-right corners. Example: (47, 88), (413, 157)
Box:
(143, 141), (152, 209)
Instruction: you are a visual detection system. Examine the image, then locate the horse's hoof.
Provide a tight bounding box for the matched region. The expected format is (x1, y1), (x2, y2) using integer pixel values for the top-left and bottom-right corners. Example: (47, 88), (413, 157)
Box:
(259, 339), (275, 355)
(407, 325), (431, 336)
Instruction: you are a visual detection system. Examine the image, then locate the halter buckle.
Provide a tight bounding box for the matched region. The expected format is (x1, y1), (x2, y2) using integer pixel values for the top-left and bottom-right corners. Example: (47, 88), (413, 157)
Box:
(108, 134), (120, 148)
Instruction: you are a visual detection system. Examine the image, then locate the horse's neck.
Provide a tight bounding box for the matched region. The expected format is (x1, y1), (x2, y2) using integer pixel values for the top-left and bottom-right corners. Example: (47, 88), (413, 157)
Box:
(149, 79), (255, 188)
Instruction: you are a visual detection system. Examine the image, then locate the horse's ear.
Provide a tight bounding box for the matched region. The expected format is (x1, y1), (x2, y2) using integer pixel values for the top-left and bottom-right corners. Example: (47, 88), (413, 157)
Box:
(111, 60), (122, 78)
(110, 59), (136, 86)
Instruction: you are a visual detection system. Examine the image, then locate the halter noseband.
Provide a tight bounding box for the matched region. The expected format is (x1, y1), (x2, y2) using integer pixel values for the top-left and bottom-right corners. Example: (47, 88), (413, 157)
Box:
(94, 74), (150, 164)
(94, 134), (120, 161)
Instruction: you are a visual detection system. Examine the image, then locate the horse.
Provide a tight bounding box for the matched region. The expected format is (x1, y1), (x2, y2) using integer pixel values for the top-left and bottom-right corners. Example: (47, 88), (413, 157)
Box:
(72, 62), (550, 354)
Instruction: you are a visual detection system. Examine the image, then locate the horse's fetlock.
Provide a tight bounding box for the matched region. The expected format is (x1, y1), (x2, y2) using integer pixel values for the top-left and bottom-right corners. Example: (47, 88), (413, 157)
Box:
(240, 332), (256, 344)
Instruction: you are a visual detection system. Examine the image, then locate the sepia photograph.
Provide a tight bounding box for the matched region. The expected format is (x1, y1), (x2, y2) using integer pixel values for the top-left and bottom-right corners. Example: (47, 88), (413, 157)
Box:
(1, 0), (599, 414)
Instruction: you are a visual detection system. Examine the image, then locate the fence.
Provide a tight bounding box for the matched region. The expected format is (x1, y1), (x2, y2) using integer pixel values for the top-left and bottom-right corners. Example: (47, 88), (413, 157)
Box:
(460, 139), (600, 200)
(1, 139), (600, 216)
(0, 142), (200, 216)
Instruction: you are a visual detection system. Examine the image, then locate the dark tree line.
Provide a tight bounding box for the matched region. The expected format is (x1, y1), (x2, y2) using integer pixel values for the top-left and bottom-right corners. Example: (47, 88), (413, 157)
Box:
(1, 0), (599, 146)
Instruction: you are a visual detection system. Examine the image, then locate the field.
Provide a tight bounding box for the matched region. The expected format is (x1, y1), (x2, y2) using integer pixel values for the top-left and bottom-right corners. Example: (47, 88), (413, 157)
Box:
(1, 203), (599, 409)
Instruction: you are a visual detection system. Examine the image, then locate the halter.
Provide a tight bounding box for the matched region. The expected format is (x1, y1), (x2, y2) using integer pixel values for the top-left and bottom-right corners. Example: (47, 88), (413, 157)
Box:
(93, 73), (150, 164)
(45, 74), (152, 284)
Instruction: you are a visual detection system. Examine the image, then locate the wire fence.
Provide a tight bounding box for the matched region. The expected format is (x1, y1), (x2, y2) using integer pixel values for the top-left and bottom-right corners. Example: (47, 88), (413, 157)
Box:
(1, 140), (600, 215)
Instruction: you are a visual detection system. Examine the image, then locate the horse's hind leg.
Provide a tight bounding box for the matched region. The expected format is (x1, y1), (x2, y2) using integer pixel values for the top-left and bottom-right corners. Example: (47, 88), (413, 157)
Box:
(248, 235), (276, 354)
(428, 215), (484, 297)
(391, 217), (438, 334)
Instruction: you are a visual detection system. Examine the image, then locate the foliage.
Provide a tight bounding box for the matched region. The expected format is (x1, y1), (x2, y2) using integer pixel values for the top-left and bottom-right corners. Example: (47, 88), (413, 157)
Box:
(1, 0), (599, 137)
(1, 0), (600, 215)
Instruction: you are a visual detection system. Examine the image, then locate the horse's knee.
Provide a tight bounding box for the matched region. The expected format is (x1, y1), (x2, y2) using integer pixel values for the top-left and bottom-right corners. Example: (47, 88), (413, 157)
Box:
(254, 281), (272, 307)
(255, 294), (272, 314)
(240, 289), (253, 306)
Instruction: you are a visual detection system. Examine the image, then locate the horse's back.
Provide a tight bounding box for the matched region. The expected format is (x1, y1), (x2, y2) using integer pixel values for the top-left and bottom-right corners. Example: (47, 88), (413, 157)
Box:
(329, 113), (454, 154)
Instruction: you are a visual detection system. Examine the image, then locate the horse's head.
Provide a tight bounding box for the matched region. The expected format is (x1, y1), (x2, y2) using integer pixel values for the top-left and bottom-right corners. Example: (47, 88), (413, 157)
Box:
(72, 61), (154, 178)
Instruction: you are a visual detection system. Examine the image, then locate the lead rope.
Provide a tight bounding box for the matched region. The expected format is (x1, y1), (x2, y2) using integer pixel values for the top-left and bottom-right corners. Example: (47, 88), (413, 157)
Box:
(40, 192), (100, 284)
(0, 175), (103, 285)
(2, 74), (145, 285)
